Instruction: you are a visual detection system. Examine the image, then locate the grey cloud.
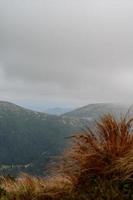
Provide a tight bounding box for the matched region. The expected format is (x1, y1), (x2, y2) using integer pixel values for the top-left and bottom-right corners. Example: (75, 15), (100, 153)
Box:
(0, 0), (133, 106)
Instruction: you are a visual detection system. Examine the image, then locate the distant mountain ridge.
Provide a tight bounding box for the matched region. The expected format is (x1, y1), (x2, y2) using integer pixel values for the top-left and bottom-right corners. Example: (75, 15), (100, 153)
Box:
(0, 101), (132, 176)
(62, 103), (132, 120)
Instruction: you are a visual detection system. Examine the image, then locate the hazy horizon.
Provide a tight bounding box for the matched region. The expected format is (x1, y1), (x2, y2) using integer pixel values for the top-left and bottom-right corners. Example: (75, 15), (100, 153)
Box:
(0, 99), (132, 113)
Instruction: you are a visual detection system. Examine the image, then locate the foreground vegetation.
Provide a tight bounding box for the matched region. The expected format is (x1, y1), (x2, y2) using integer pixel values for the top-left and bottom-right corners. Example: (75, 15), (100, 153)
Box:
(0, 114), (133, 199)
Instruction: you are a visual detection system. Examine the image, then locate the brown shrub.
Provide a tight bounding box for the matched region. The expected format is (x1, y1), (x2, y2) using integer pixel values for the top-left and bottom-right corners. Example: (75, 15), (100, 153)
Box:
(59, 114), (133, 187)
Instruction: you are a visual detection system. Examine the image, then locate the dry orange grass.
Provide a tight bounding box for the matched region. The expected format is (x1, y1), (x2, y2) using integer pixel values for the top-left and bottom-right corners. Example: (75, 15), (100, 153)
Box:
(112, 148), (133, 181)
(59, 114), (133, 187)
(1, 173), (73, 200)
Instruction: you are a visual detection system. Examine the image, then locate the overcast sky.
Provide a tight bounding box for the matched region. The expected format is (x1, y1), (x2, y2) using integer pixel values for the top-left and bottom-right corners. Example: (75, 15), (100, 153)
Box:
(0, 0), (133, 109)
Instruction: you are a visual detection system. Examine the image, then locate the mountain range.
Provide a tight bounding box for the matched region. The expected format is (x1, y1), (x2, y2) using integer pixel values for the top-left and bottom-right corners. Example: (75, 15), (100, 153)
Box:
(0, 101), (131, 176)
(62, 103), (131, 120)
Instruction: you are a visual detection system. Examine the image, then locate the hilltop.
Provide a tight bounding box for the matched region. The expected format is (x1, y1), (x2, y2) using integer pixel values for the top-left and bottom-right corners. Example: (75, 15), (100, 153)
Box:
(62, 103), (131, 120)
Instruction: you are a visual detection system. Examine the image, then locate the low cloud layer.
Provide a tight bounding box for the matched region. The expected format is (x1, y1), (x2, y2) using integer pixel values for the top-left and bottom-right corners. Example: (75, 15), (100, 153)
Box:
(0, 0), (133, 107)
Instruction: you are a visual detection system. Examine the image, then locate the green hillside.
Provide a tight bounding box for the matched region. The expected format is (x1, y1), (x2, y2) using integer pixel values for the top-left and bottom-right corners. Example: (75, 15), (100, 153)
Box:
(0, 101), (82, 175)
